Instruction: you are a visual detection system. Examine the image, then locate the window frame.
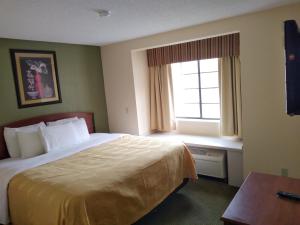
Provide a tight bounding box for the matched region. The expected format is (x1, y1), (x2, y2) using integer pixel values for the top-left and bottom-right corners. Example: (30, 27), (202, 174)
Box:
(174, 60), (220, 120)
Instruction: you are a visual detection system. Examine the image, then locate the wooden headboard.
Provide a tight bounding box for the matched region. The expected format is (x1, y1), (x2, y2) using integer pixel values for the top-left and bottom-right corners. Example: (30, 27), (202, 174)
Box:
(0, 112), (95, 160)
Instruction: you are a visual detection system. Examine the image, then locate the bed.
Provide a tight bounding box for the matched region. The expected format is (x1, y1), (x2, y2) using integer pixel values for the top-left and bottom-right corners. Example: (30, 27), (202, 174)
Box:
(0, 112), (197, 225)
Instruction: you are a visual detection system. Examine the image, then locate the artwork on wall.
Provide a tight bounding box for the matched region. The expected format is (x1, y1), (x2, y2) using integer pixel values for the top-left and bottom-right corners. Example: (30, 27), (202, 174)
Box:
(10, 49), (62, 108)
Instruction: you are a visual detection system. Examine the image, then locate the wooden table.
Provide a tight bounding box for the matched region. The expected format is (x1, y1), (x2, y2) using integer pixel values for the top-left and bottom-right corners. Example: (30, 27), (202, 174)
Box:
(221, 172), (300, 225)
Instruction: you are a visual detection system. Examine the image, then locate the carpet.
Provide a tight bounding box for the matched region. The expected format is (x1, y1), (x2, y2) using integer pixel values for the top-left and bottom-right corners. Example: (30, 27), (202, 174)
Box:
(134, 177), (238, 225)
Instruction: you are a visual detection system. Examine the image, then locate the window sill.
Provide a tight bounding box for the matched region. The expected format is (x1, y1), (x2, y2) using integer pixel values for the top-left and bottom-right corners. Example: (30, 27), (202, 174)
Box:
(148, 133), (243, 151)
(176, 118), (220, 123)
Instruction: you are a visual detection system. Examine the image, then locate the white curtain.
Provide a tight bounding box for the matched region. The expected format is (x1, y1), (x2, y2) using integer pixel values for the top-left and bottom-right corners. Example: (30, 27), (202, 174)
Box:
(149, 64), (176, 132)
(219, 56), (242, 138)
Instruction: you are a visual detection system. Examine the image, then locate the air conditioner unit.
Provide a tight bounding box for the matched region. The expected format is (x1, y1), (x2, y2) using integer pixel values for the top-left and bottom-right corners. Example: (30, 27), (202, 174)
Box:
(188, 146), (227, 179)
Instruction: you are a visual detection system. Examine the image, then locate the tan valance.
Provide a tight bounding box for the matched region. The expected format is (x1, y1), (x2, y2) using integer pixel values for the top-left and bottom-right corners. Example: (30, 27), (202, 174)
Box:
(147, 33), (240, 66)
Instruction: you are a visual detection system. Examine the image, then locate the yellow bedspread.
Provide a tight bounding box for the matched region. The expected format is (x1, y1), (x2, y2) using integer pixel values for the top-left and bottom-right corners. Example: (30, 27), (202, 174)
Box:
(8, 135), (197, 225)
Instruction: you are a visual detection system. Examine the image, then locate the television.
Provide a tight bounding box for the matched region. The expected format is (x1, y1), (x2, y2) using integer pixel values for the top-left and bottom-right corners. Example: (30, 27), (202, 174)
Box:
(284, 20), (300, 115)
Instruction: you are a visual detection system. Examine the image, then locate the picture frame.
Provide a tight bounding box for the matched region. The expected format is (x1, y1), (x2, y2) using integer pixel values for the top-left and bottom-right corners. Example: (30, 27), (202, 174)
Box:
(10, 49), (62, 108)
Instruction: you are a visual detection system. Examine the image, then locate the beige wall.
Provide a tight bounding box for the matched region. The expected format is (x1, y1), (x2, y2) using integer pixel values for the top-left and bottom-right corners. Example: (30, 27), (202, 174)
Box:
(101, 4), (300, 179)
(101, 46), (139, 134)
(131, 50), (151, 135)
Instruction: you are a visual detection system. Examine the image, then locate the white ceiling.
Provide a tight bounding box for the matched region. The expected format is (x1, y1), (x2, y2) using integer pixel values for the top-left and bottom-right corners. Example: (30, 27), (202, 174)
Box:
(0, 0), (299, 46)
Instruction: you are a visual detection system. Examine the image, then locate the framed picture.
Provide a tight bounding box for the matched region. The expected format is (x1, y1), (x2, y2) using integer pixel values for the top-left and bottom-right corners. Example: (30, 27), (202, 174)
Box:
(10, 49), (62, 108)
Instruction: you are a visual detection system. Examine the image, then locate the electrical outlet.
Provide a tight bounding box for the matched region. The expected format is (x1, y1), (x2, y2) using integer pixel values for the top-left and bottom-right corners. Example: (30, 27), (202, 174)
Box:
(281, 168), (289, 177)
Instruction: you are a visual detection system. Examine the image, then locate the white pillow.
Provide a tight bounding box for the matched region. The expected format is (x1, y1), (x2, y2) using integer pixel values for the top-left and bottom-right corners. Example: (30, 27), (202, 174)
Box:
(17, 130), (45, 158)
(72, 118), (90, 142)
(39, 122), (81, 152)
(47, 117), (78, 126)
(4, 122), (46, 158)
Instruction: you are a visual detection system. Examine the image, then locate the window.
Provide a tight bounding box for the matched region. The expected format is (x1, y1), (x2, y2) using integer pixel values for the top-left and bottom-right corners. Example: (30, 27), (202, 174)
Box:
(171, 58), (220, 119)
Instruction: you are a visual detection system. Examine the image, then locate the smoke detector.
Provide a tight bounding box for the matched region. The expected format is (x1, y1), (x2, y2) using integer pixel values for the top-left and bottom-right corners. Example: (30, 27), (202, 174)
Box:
(97, 9), (111, 17)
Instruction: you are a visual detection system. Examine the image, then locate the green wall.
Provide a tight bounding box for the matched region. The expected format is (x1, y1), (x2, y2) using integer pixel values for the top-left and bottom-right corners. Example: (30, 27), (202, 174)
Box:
(0, 38), (108, 132)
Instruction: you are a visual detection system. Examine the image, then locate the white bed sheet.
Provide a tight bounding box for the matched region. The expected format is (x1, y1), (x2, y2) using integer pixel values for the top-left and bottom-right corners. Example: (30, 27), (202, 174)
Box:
(0, 133), (123, 225)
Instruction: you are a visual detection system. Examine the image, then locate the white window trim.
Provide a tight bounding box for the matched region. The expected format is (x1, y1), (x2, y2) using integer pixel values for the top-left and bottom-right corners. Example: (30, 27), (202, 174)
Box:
(176, 118), (220, 123)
